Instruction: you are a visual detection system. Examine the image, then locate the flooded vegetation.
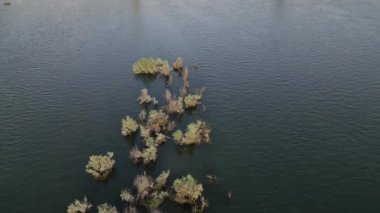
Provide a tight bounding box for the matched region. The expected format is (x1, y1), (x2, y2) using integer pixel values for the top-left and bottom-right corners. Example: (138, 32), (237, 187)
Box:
(85, 152), (115, 180)
(67, 57), (214, 211)
(67, 197), (92, 213)
(3, 0), (379, 212)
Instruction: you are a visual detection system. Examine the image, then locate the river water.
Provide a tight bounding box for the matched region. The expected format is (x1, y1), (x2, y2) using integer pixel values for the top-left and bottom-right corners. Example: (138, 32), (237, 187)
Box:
(1, 0), (380, 212)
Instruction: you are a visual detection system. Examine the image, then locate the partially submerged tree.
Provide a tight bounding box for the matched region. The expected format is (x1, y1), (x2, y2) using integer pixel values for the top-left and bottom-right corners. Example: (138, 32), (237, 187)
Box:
(121, 116), (139, 136)
(157, 59), (171, 77)
(192, 196), (209, 213)
(165, 89), (184, 114)
(133, 57), (159, 75)
(67, 196), (92, 213)
(141, 145), (158, 164)
(120, 189), (136, 203)
(182, 68), (190, 89)
(147, 110), (169, 133)
(172, 175), (204, 205)
(184, 94), (202, 109)
(133, 172), (154, 199)
(129, 145), (157, 164)
(140, 125), (151, 139)
(97, 203), (118, 213)
(139, 110), (146, 121)
(172, 121), (211, 145)
(154, 170), (170, 190)
(184, 87), (205, 109)
(85, 152), (115, 180)
(173, 57), (184, 70)
(142, 191), (169, 211)
(129, 146), (142, 163)
(155, 133), (167, 145)
(138, 88), (153, 105)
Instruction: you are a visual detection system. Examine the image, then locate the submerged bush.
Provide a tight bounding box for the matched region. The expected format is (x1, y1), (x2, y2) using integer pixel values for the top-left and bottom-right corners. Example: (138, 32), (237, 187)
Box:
(139, 110), (146, 121)
(172, 175), (203, 205)
(155, 133), (167, 145)
(129, 145), (157, 164)
(184, 87), (205, 108)
(147, 110), (169, 133)
(133, 57), (159, 75)
(121, 116), (139, 136)
(141, 146), (158, 164)
(129, 146), (142, 163)
(184, 94), (202, 108)
(173, 121), (211, 145)
(182, 68), (190, 88)
(143, 191), (169, 211)
(120, 189), (136, 203)
(138, 88), (153, 105)
(85, 152), (115, 180)
(97, 203), (118, 213)
(140, 124), (151, 139)
(134, 172), (154, 199)
(167, 97), (184, 114)
(173, 57), (184, 70)
(154, 170), (170, 190)
(192, 196), (209, 213)
(157, 59), (171, 77)
(67, 196), (92, 213)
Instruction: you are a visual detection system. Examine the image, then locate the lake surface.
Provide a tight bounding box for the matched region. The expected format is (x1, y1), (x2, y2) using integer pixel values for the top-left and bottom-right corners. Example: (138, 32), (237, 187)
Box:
(1, 0), (380, 212)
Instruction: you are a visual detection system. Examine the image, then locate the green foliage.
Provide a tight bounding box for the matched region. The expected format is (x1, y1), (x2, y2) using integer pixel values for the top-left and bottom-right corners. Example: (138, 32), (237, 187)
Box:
(157, 59), (171, 77)
(138, 88), (153, 104)
(184, 94), (202, 108)
(133, 173), (154, 199)
(143, 191), (169, 210)
(97, 203), (118, 213)
(120, 189), (135, 203)
(173, 57), (184, 70)
(139, 110), (146, 121)
(67, 196), (92, 213)
(141, 145), (158, 164)
(85, 152), (115, 180)
(155, 133), (167, 145)
(154, 170), (170, 190)
(182, 68), (190, 88)
(129, 145), (157, 164)
(147, 110), (169, 133)
(133, 57), (160, 75)
(140, 125), (151, 139)
(172, 130), (183, 143)
(129, 146), (142, 163)
(166, 97), (184, 114)
(121, 116), (139, 136)
(173, 121), (211, 145)
(192, 196), (209, 213)
(172, 175), (203, 205)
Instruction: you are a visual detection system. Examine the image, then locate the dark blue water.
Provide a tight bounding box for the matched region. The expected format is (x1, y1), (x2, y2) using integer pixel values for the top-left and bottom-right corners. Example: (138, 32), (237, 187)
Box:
(1, 0), (380, 212)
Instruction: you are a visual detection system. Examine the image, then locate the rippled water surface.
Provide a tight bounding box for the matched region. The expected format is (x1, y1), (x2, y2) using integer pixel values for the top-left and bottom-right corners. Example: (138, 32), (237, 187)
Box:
(1, 0), (380, 212)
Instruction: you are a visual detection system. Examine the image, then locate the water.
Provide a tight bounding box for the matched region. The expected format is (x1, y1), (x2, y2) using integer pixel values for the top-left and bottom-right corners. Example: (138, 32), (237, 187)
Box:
(1, 0), (380, 212)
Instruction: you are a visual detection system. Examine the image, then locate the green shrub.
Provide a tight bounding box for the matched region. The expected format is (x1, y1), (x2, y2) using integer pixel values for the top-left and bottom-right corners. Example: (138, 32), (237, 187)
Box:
(97, 203), (118, 213)
(147, 110), (169, 133)
(133, 58), (159, 75)
(121, 116), (139, 136)
(85, 152), (115, 180)
(138, 88), (153, 104)
(173, 121), (211, 145)
(120, 189), (135, 203)
(184, 94), (202, 108)
(172, 175), (203, 205)
(173, 57), (184, 70)
(67, 196), (92, 213)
